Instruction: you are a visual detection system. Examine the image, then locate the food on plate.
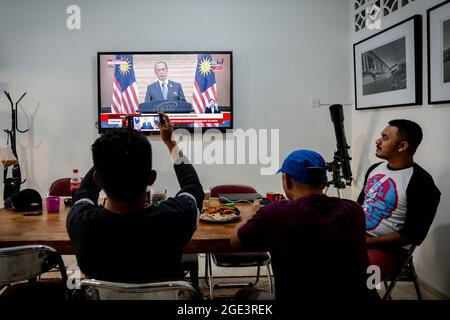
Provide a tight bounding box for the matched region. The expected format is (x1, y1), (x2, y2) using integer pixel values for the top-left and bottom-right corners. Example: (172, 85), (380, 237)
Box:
(200, 205), (240, 222)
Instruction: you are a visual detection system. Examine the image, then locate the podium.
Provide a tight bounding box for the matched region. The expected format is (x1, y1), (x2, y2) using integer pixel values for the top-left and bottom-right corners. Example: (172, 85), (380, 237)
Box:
(139, 100), (193, 113)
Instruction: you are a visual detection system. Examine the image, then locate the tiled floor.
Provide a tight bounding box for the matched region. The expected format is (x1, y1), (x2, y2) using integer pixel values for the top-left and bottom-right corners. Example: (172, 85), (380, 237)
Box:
(197, 276), (447, 300)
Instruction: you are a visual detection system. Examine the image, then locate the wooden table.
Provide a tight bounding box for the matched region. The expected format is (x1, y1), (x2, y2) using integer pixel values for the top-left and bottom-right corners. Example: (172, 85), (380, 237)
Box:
(0, 199), (251, 254)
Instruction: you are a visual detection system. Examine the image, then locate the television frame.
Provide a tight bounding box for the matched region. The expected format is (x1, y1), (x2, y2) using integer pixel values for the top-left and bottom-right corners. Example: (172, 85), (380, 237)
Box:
(97, 51), (234, 133)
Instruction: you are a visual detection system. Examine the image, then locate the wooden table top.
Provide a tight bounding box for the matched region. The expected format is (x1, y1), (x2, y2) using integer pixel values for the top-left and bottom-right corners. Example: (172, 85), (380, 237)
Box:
(0, 198), (252, 254)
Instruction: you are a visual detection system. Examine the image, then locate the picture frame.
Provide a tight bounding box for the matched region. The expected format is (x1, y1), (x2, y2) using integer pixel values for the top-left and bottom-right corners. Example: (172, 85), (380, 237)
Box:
(428, 0), (450, 104)
(353, 15), (422, 110)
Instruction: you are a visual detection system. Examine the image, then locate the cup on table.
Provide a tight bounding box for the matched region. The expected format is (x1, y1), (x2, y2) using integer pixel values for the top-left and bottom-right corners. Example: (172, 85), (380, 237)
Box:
(46, 196), (61, 213)
(204, 187), (211, 200)
(266, 192), (283, 202)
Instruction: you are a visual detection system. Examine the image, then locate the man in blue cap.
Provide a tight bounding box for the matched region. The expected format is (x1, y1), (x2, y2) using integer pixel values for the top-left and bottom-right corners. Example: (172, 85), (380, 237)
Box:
(231, 149), (378, 302)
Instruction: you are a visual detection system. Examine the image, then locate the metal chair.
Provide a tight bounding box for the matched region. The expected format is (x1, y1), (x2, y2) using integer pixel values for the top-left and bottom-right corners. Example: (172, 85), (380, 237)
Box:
(0, 245), (68, 300)
(80, 279), (202, 300)
(206, 184), (273, 300)
(382, 245), (423, 300)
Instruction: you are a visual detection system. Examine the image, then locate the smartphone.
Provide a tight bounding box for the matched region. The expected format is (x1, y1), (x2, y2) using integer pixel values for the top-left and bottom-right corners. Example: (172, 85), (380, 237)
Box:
(23, 211), (42, 216)
(156, 114), (165, 126)
(130, 115), (160, 132)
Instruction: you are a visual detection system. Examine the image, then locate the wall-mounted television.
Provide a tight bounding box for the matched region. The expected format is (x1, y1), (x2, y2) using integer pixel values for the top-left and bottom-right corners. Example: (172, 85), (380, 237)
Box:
(97, 51), (233, 132)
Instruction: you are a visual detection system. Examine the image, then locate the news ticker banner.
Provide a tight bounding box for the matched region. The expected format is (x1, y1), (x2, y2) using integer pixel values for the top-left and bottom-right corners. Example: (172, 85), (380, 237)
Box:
(101, 112), (231, 127)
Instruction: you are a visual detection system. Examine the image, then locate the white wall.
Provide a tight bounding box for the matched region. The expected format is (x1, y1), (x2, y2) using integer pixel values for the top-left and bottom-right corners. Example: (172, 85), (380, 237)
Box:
(0, 0), (352, 198)
(350, 0), (450, 296)
(2, 0), (447, 297)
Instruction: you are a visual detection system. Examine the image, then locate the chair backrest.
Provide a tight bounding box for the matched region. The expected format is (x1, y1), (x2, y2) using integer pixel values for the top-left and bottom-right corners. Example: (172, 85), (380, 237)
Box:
(391, 245), (417, 279)
(49, 178), (71, 196)
(80, 279), (202, 300)
(210, 185), (257, 197)
(0, 245), (67, 285)
(383, 245), (421, 299)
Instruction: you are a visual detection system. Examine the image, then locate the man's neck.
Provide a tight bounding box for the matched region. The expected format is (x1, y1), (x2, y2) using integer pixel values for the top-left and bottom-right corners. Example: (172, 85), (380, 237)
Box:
(105, 193), (149, 214)
(387, 156), (414, 169)
(291, 189), (323, 201)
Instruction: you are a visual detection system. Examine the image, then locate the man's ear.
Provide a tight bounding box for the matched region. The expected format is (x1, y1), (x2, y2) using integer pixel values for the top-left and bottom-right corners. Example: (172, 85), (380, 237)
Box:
(398, 141), (409, 153)
(285, 174), (293, 190)
(93, 170), (103, 187)
(148, 170), (157, 186)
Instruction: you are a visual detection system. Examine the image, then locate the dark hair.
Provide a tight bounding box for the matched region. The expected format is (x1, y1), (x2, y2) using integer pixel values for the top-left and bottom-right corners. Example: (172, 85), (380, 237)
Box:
(306, 167), (327, 187)
(154, 61), (168, 70)
(388, 119), (423, 155)
(92, 129), (152, 202)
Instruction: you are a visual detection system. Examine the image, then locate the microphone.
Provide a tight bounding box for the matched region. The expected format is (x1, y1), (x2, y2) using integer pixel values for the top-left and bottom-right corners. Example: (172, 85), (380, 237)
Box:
(329, 104), (352, 183)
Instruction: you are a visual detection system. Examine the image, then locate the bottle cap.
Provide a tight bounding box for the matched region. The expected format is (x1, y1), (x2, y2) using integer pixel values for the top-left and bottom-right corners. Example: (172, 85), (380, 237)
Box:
(73, 169), (78, 173)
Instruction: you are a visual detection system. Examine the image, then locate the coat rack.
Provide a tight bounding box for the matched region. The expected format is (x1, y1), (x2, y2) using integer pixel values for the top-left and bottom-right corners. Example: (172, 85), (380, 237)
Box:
(3, 90), (29, 201)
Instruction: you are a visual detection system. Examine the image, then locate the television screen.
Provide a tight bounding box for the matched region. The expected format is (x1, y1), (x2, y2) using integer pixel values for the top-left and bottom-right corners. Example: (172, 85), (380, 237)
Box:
(97, 51), (233, 132)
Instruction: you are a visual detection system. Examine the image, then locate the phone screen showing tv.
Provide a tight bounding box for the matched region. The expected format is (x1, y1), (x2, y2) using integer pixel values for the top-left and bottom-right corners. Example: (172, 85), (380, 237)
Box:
(97, 51), (233, 132)
(131, 115), (160, 132)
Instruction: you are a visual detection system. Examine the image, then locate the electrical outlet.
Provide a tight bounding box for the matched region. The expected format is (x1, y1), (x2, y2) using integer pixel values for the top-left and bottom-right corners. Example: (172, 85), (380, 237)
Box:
(311, 98), (321, 107)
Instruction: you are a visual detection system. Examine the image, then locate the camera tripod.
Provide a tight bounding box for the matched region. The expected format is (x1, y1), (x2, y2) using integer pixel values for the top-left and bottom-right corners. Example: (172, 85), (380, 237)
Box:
(324, 151), (352, 198)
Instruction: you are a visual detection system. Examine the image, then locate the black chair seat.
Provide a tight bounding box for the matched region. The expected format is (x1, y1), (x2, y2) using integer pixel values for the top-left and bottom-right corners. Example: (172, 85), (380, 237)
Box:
(213, 252), (270, 267)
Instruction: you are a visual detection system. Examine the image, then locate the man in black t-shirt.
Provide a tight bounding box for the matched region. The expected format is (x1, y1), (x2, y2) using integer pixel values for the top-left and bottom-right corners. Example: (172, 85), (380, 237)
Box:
(67, 113), (204, 283)
(358, 119), (440, 280)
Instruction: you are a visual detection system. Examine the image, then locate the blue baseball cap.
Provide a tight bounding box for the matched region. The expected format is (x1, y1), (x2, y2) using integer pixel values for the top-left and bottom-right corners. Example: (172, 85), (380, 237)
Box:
(277, 150), (327, 185)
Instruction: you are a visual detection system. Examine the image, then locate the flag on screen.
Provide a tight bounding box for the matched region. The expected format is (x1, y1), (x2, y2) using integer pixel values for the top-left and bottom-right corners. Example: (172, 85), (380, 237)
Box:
(111, 55), (139, 114)
(192, 54), (218, 115)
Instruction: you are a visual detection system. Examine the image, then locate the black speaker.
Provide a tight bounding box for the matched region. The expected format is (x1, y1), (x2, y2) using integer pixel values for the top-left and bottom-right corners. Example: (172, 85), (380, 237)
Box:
(3, 177), (15, 202)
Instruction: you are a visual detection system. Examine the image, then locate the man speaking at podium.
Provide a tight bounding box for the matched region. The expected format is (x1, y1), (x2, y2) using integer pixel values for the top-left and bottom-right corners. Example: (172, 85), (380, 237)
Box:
(144, 61), (186, 102)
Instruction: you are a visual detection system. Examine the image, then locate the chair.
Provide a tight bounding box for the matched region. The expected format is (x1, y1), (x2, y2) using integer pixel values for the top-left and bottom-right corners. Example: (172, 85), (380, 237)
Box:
(80, 279), (202, 300)
(211, 185), (260, 197)
(206, 184), (273, 299)
(382, 245), (423, 300)
(0, 245), (68, 300)
(49, 177), (71, 196)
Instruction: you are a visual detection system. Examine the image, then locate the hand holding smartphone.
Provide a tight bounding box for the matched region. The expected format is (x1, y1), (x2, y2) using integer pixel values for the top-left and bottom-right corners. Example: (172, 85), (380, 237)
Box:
(154, 114), (166, 126)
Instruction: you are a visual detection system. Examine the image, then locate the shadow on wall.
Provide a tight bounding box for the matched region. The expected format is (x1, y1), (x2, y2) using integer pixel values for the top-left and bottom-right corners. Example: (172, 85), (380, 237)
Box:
(416, 168), (450, 297)
(18, 102), (42, 191)
(430, 169), (450, 296)
(433, 223), (450, 296)
(352, 111), (382, 189)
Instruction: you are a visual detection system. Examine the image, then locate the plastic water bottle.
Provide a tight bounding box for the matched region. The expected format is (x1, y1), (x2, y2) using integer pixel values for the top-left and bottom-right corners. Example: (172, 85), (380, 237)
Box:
(70, 169), (81, 197)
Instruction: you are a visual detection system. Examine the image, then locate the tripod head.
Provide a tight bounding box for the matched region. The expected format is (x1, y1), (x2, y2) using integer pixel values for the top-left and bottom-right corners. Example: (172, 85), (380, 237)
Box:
(326, 151), (351, 190)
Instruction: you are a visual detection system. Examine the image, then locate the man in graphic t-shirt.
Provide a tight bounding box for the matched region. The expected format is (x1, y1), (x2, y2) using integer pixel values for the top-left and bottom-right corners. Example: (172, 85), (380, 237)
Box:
(358, 119), (440, 280)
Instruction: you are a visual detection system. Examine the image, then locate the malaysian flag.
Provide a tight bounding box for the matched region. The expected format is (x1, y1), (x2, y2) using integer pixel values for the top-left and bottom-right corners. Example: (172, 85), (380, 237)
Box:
(111, 55), (139, 114)
(192, 54), (218, 116)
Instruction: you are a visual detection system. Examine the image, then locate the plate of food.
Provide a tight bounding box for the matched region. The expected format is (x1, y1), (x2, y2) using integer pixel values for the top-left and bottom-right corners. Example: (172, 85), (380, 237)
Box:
(200, 205), (241, 223)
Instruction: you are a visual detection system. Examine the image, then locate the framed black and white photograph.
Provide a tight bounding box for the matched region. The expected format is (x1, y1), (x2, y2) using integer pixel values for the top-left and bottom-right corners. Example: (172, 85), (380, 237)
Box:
(353, 15), (422, 110)
(428, 0), (450, 104)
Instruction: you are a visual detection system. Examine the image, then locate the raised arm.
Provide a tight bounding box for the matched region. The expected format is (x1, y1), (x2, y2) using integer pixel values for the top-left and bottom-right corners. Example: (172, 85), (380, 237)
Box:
(157, 113), (204, 209)
(72, 167), (102, 205)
